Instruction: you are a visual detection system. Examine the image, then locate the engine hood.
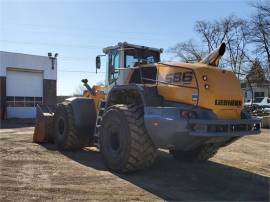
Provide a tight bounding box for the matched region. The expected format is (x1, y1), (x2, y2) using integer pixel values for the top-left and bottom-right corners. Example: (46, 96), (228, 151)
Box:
(156, 62), (243, 119)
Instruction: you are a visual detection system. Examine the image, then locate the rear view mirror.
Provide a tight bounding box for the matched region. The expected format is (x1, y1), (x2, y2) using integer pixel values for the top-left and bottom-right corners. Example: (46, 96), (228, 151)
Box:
(96, 56), (101, 73)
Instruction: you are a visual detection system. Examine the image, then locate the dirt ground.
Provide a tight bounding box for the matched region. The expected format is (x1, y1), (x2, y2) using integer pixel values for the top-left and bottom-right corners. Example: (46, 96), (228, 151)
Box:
(0, 121), (269, 201)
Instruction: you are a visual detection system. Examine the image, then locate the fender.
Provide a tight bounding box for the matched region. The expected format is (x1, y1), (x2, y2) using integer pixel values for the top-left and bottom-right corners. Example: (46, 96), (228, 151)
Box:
(65, 97), (97, 143)
(106, 84), (163, 107)
(106, 84), (146, 106)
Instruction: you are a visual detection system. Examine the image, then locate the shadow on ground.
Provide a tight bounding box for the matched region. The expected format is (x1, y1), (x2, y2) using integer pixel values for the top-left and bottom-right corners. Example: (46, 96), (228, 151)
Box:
(42, 143), (269, 201)
(0, 119), (35, 129)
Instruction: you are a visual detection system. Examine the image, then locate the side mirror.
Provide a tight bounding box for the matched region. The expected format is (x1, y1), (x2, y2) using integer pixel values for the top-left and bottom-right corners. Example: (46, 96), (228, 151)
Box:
(96, 56), (101, 73)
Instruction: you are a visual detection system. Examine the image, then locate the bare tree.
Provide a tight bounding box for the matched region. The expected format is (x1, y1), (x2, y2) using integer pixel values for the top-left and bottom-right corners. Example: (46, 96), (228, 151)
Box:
(168, 3), (270, 79)
(195, 16), (250, 76)
(169, 16), (250, 76)
(224, 18), (249, 76)
(168, 40), (205, 63)
(195, 19), (229, 53)
(249, 1), (270, 72)
(73, 85), (85, 96)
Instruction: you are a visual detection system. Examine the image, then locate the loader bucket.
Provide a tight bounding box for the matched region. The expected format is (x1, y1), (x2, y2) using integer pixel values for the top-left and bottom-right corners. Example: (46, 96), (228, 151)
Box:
(33, 104), (56, 143)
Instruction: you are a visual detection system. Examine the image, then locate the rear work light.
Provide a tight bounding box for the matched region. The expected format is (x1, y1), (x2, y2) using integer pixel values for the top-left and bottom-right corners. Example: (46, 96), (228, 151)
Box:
(205, 84), (210, 89)
(202, 75), (207, 81)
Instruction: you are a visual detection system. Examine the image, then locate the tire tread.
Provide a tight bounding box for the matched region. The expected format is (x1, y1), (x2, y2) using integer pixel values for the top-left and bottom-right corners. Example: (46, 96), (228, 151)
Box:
(102, 104), (157, 172)
(54, 102), (83, 149)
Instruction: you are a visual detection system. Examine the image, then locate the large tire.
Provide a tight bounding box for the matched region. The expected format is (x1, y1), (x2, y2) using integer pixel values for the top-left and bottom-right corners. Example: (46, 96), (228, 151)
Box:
(100, 104), (156, 173)
(170, 143), (219, 162)
(54, 102), (84, 150)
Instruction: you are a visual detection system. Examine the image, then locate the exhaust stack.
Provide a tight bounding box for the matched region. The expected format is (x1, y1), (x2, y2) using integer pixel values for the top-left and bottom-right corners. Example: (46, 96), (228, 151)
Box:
(200, 43), (226, 66)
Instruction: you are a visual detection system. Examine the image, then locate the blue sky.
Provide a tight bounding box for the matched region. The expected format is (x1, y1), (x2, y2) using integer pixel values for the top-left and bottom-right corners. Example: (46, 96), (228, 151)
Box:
(0, 0), (257, 95)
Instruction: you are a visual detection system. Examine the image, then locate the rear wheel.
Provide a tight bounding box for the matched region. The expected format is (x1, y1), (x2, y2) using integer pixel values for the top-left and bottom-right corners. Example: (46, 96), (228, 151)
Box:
(54, 102), (83, 149)
(170, 144), (219, 162)
(100, 104), (156, 173)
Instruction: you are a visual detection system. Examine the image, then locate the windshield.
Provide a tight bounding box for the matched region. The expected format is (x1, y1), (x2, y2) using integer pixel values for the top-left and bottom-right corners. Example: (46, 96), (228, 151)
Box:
(125, 48), (160, 68)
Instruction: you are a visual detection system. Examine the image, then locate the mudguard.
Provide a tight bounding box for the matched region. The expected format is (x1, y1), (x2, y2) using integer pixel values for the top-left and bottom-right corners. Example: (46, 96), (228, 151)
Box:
(65, 97), (97, 144)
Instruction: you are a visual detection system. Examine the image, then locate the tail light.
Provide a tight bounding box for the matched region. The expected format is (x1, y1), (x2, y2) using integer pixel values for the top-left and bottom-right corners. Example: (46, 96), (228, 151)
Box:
(202, 75), (208, 81)
(205, 84), (210, 89)
(180, 110), (198, 119)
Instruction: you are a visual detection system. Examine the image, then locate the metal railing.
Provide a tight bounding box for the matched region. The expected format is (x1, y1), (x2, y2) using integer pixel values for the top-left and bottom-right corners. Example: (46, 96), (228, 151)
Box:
(138, 63), (200, 108)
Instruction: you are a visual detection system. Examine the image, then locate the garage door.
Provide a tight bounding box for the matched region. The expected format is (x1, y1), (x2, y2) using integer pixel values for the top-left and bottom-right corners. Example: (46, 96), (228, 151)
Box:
(6, 69), (43, 118)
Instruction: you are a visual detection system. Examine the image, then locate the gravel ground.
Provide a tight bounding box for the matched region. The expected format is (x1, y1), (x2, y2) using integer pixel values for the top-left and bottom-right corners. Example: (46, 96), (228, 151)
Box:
(0, 122), (269, 201)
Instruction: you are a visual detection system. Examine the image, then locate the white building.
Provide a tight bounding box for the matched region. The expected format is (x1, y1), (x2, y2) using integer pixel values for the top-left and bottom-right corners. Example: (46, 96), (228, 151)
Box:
(242, 82), (270, 102)
(0, 51), (57, 119)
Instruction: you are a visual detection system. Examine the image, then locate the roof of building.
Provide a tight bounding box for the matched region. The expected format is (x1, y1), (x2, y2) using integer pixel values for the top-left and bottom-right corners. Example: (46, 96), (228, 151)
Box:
(0, 51), (51, 59)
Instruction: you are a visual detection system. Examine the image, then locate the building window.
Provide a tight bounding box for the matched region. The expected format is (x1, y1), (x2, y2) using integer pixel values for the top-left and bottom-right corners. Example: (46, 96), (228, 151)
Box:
(6, 96), (43, 107)
(25, 97), (34, 107)
(254, 92), (264, 98)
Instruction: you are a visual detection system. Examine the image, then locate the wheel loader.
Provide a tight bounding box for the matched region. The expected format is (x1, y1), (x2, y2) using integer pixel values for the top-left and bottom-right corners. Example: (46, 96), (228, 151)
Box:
(34, 42), (261, 173)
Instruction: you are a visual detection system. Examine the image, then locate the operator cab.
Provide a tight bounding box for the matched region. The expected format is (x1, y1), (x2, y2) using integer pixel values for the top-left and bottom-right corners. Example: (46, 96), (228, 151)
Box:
(96, 42), (163, 85)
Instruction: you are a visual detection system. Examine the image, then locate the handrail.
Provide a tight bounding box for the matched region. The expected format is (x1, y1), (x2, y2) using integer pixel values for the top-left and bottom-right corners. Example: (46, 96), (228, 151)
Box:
(141, 77), (198, 89)
(139, 63), (200, 108)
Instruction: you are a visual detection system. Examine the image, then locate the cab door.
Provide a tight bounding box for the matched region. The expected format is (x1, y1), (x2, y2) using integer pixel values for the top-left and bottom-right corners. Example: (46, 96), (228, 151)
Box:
(108, 49), (120, 85)
(104, 49), (121, 94)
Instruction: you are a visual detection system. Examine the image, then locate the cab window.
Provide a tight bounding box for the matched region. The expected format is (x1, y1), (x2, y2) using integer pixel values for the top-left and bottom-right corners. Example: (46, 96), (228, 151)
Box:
(126, 54), (139, 68)
(125, 49), (159, 68)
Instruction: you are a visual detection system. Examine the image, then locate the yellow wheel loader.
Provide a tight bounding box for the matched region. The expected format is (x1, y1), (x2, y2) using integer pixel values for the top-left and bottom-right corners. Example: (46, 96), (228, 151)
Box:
(34, 42), (261, 173)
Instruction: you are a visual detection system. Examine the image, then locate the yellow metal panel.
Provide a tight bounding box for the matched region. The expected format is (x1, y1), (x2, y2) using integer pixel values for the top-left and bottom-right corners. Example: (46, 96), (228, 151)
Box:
(83, 85), (106, 111)
(157, 64), (198, 106)
(195, 67), (243, 119)
(156, 63), (243, 119)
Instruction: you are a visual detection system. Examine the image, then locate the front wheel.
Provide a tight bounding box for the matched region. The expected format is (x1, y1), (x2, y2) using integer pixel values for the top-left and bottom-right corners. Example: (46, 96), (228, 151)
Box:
(100, 104), (157, 173)
(54, 102), (83, 149)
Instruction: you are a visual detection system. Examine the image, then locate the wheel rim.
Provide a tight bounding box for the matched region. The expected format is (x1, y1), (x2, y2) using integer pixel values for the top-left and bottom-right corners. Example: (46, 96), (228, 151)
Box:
(109, 131), (120, 151)
(58, 118), (65, 135)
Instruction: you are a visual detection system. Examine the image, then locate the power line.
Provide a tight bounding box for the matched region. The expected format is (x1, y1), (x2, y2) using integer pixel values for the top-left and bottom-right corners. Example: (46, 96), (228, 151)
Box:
(4, 22), (169, 40)
(59, 56), (96, 61)
(59, 69), (105, 73)
(0, 40), (102, 49)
